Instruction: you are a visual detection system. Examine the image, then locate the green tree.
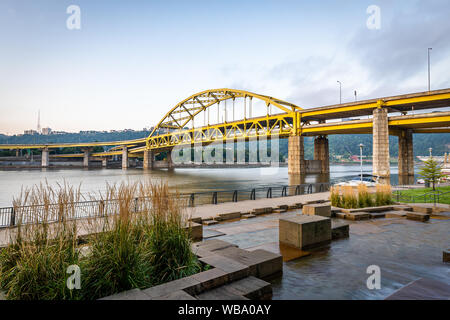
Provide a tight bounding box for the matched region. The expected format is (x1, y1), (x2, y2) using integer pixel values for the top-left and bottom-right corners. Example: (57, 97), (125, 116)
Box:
(418, 158), (445, 190)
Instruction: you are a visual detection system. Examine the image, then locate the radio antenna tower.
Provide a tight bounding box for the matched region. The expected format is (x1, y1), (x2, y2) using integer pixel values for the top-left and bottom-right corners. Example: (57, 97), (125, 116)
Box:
(37, 110), (41, 134)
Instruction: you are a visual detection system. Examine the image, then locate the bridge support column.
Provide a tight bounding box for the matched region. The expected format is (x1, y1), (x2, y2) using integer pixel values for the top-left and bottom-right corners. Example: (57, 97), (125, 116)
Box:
(102, 158), (108, 168)
(122, 146), (129, 169)
(288, 135), (305, 175)
(83, 150), (90, 168)
(143, 150), (154, 170)
(167, 150), (174, 169)
(372, 108), (390, 182)
(41, 148), (49, 168)
(398, 129), (414, 184)
(314, 135), (329, 174)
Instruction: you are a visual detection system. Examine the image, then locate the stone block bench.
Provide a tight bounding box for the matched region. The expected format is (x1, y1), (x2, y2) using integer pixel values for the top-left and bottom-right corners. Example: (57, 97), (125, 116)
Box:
(279, 215), (331, 250)
(406, 212), (430, 222)
(100, 239), (279, 300)
(302, 204), (331, 217)
(331, 221), (349, 239)
(443, 249), (450, 263)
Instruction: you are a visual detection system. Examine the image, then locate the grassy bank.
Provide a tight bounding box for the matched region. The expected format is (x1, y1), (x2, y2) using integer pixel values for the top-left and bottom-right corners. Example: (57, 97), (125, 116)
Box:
(393, 185), (450, 205)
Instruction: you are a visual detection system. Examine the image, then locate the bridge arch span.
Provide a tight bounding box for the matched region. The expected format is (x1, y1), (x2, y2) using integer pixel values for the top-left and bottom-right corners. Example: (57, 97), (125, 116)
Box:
(147, 88), (302, 139)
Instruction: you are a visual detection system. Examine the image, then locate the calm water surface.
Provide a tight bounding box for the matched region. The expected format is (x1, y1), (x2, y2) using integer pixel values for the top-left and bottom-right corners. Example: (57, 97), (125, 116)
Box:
(0, 164), (409, 207)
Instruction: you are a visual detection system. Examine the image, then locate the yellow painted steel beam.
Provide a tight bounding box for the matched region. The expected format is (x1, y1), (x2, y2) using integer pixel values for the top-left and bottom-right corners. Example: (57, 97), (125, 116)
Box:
(413, 128), (450, 133)
(0, 138), (146, 150)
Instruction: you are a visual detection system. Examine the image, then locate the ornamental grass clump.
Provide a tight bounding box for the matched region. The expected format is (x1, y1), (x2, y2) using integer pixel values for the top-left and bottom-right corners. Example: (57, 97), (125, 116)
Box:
(0, 180), (201, 300)
(357, 184), (373, 208)
(0, 182), (83, 300)
(375, 184), (393, 206)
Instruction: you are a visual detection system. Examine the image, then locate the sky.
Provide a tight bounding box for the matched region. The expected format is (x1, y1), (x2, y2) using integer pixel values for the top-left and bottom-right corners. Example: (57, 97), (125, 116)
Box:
(0, 0), (449, 134)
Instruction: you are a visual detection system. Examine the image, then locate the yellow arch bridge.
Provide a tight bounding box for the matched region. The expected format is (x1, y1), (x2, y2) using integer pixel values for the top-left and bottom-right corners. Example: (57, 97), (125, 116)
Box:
(1, 88), (450, 182)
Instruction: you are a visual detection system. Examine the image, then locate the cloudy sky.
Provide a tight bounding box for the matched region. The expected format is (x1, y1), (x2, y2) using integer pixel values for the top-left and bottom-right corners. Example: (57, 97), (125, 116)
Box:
(0, 0), (449, 134)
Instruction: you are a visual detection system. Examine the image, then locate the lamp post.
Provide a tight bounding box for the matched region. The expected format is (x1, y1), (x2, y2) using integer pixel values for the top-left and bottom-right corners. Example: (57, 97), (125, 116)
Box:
(337, 81), (342, 104)
(428, 48), (432, 92)
(359, 143), (364, 182)
(354, 90), (357, 102)
(429, 147), (433, 158)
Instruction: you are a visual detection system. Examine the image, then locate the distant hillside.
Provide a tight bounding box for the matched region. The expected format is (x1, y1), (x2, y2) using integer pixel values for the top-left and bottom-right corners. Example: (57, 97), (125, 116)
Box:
(0, 131), (449, 158)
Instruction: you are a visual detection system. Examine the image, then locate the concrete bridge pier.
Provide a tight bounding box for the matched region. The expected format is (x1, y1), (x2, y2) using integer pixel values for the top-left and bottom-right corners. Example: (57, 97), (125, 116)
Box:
(102, 158), (108, 168)
(41, 148), (49, 167)
(288, 135), (305, 175)
(398, 129), (414, 185)
(167, 150), (174, 169)
(372, 108), (390, 183)
(122, 146), (129, 169)
(143, 150), (154, 170)
(314, 135), (330, 174)
(82, 149), (91, 168)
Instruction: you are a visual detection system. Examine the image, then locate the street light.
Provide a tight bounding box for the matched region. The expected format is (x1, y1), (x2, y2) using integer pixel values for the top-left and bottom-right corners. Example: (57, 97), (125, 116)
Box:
(359, 143), (364, 182)
(337, 81), (342, 104)
(354, 90), (357, 102)
(428, 48), (432, 91)
(429, 147), (433, 158)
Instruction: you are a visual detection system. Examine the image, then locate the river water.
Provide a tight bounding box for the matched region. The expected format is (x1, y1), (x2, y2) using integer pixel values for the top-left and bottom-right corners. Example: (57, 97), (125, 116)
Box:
(0, 164), (410, 207)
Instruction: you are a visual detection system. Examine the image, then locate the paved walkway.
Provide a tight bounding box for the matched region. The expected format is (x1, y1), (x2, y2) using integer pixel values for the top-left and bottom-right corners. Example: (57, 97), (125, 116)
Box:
(186, 192), (330, 220)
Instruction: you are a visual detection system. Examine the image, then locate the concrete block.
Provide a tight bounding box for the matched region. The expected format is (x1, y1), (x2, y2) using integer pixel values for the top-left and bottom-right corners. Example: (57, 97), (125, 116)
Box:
(288, 205), (298, 210)
(295, 203), (304, 209)
(242, 214), (256, 219)
(218, 212), (241, 221)
(411, 205), (433, 214)
(192, 239), (237, 253)
(199, 255), (250, 282)
(209, 246), (282, 279)
(370, 212), (386, 219)
(406, 212), (430, 222)
(273, 208), (287, 213)
(345, 212), (370, 220)
(189, 217), (202, 224)
(385, 211), (408, 218)
(331, 221), (349, 240)
(336, 212), (346, 219)
(443, 249), (450, 263)
(203, 220), (218, 226)
(302, 204), (331, 217)
(224, 276), (272, 300)
(252, 208), (266, 215)
(183, 222), (202, 241)
(191, 268), (229, 292)
(279, 215), (331, 250)
(142, 277), (200, 298)
(393, 205), (412, 212)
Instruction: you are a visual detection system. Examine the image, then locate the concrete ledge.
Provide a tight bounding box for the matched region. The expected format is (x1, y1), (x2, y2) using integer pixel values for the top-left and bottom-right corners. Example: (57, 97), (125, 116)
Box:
(406, 212), (430, 222)
(217, 212), (241, 221)
(393, 205), (412, 211)
(385, 211), (408, 218)
(340, 206), (394, 214)
(345, 212), (370, 220)
(192, 239), (238, 253)
(142, 276), (201, 298)
(331, 221), (349, 239)
(411, 205), (433, 214)
(152, 290), (197, 300)
(199, 254), (250, 282)
(369, 212), (386, 218)
(303, 204), (331, 217)
(183, 222), (203, 241)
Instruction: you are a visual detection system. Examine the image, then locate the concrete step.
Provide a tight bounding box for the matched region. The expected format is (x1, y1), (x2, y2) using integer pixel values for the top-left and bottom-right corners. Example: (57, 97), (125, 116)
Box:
(196, 276), (271, 300)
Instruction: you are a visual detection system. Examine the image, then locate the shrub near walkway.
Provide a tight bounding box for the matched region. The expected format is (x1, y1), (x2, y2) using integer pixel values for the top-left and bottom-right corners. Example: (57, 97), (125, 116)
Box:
(0, 181), (201, 300)
(330, 184), (393, 209)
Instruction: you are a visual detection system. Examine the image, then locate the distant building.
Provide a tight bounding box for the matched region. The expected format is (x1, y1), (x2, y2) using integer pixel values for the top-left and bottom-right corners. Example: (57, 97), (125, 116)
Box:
(41, 127), (52, 135)
(24, 129), (38, 135)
